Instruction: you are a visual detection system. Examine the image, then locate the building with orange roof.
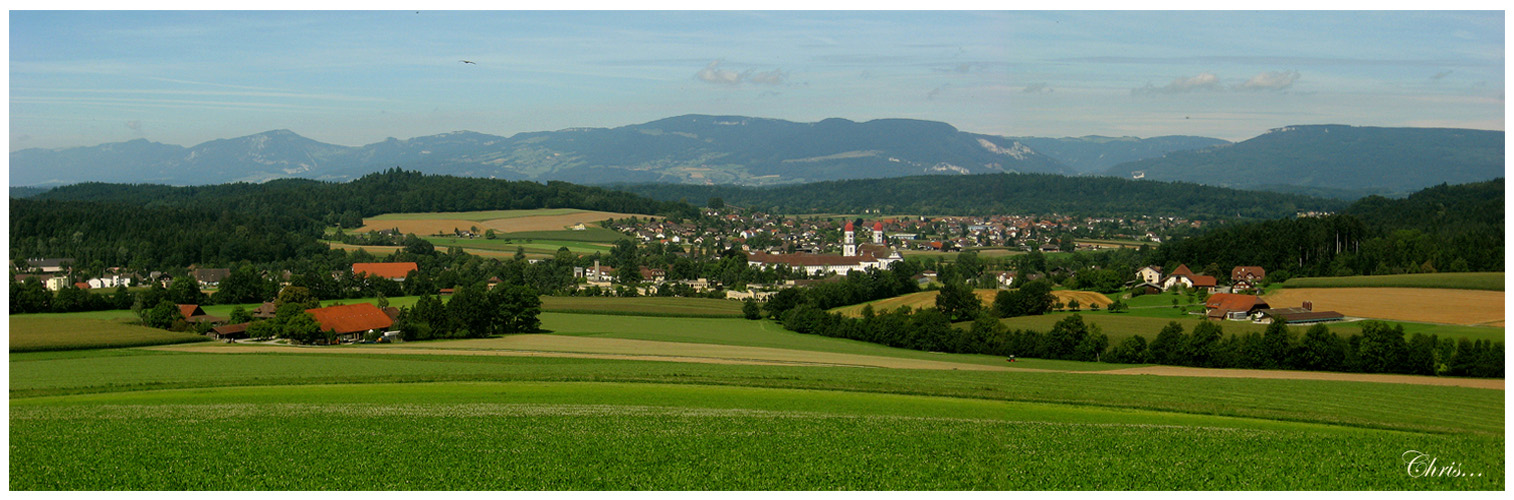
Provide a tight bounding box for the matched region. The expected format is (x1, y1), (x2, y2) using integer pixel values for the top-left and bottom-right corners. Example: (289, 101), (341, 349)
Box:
(304, 303), (395, 342)
(352, 262), (419, 281)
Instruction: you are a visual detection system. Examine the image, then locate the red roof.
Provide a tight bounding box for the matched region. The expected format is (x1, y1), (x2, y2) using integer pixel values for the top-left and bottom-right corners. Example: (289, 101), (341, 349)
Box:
(844, 221), (854, 231)
(872, 221), (884, 231)
(1169, 264), (1195, 278)
(1205, 293), (1268, 317)
(178, 304), (207, 320)
(1231, 266), (1267, 282)
(352, 262), (418, 280)
(1190, 275), (1217, 287)
(304, 303), (394, 335)
(74, 282), (90, 289)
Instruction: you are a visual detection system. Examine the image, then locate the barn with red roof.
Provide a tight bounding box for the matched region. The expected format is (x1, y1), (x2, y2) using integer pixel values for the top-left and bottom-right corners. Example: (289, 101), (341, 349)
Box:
(305, 303), (395, 342)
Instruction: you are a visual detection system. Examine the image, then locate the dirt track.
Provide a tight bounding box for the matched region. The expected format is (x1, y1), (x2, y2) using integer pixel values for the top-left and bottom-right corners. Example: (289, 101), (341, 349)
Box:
(1100, 365), (1503, 390)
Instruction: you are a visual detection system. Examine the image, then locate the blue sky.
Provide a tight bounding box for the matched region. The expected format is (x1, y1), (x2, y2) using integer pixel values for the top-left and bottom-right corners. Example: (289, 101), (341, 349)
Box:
(7, 9), (1505, 151)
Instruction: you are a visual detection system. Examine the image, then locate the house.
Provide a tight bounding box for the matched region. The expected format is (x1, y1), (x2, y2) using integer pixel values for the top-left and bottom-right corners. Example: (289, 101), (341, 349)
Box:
(44, 276), (70, 292)
(1135, 266), (1163, 286)
(994, 271), (1017, 288)
(25, 258), (75, 273)
(87, 275), (134, 289)
(1231, 266), (1266, 283)
(1130, 282), (1163, 295)
(1204, 293), (1270, 321)
(177, 304), (226, 324)
(304, 303), (395, 343)
(352, 262), (419, 281)
(1161, 264), (1216, 292)
(193, 268), (231, 287)
(1254, 302), (1345, 325)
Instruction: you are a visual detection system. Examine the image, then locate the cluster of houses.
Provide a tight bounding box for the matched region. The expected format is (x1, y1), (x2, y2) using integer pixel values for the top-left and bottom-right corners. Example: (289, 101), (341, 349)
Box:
(610, 207), (1194, 257)
(1132, 263), (1345, 325)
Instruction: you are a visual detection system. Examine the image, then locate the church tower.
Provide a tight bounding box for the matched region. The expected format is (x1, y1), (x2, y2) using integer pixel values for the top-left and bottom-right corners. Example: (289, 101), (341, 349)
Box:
(872, 221), (885, 244)
(843, 221), (857, 257)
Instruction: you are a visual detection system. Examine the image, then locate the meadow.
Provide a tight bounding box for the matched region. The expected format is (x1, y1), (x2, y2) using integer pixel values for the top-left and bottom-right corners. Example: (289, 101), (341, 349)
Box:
(1280, 272), (1504, 291)
(9, 296), (1506, 490)
(8, 317), (209, 352)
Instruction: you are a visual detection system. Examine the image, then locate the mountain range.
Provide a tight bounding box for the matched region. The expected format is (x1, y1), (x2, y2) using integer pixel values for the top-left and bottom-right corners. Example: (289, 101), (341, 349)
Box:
(9, 116), (1503, 197)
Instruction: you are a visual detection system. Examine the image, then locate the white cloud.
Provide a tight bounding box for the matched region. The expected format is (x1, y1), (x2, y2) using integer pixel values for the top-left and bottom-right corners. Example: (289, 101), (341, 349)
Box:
(1237, 70), (1300, 91)
(1132, 73), (1223, 95)
(748, 69), (787, 86)
(695, 61), (742, 85)
(695, 61), (786, 86)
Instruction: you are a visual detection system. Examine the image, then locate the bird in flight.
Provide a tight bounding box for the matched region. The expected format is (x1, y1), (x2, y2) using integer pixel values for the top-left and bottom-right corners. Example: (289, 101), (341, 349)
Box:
(460, 60), (476, 65)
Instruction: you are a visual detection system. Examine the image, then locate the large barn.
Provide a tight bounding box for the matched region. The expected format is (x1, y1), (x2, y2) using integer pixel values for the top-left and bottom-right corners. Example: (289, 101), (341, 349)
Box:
(305, 303), (396, 342)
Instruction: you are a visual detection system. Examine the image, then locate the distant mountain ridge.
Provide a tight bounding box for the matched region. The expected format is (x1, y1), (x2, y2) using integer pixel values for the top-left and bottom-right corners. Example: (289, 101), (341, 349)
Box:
(1104, 125), (1504, 195)
(8, 115), (1074, 187)
(1007, 135), (1232, 173)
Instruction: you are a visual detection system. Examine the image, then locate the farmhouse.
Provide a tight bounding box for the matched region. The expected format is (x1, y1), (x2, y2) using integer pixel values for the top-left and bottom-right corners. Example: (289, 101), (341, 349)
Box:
(210, 322), (250, 340)
(1231, 266), (1266, 291)
(252, 302), (278, 319)
(1204, 293), (1270, 320)
(1161, 264), (1216, 292)
(304, 303), (395, 342)
(193, 268), (231, 287)
(747, 221), (902, 276)
(1135, 265), (1163, 286)
(352, 262), (419, 281)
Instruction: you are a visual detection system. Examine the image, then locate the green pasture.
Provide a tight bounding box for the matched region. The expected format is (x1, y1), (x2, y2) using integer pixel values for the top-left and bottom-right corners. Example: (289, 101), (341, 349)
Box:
(424, 236), (614, 256)
(367, 208), (593, 222)
(13, 381), (1500, 490)
(495, 227), (629, 243)
(1280, 272), (1505, 291)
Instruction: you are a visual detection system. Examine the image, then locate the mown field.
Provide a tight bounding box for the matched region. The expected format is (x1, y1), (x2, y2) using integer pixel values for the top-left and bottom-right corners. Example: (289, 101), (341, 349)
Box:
(1264, 287), (1505, 327)
(9, 296), (1505, 490)
(1280, 272), (1504, 291)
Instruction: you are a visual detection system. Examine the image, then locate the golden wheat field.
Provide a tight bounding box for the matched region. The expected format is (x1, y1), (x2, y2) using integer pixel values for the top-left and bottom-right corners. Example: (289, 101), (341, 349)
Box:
(1265, 287), (1505, 327)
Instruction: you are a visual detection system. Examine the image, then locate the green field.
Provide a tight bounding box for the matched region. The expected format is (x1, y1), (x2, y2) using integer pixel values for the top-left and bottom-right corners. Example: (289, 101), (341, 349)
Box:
(1280, 272), (1505, 291)
(367, 208), (591, 222)
(9, 298), (1505, 490)
(8, 317), (210, 352)
(540, 296), (745, 318)
(424, 236), (616, 257)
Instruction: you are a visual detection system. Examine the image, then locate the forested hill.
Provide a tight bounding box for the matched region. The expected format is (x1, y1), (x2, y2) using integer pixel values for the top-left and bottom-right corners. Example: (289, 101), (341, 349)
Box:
(32, 169), (701, 224)
(614, 173), (1346, 219)
(13, 170), (700, 270)
(1149, 179), (1504, 277)
(1104, 125), (1504, 195)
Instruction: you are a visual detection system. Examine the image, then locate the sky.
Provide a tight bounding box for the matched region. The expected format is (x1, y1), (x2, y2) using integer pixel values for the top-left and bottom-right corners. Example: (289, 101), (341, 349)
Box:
(6, 8), (1506, 151)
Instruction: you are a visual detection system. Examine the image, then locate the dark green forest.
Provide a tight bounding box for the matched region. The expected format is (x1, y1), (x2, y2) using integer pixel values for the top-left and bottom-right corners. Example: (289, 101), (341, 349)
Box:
(1151, 180), (1504, 276)
(11, 169), (700, 270)
(614, 172), (1346, 218)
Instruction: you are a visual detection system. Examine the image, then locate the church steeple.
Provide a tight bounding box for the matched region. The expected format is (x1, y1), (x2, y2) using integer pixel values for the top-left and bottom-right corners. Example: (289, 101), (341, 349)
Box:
(872, 221), (884, 244)
(843, 221), (856, 257)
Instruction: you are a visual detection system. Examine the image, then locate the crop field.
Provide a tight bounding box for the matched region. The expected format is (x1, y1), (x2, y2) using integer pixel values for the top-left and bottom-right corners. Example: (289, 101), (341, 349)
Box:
(355, 209), (654, 235)
(9, 302), (1504, 490)
(1280, 272), (1504, 291)
(995, 311), (1505, 344)
(423, 236), (616, 256)
(1264, 287), (1505, 327)
(8, 316), (210, 352)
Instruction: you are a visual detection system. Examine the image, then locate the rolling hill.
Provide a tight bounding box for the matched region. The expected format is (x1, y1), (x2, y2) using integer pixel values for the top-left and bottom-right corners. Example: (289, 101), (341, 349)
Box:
(1103, 125), (1504, 195)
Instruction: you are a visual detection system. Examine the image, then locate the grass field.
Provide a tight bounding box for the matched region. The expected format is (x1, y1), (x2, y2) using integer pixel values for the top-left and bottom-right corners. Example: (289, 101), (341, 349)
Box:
(356, 209), (654, 236)
(539, 296), (746, 317)
(8, 317), (209, 352)
(1280, 272), (1505, 291)
(1264, 288), (1505, 327)
(9, 297), (1505, 489)
(423, 236), (615, 256)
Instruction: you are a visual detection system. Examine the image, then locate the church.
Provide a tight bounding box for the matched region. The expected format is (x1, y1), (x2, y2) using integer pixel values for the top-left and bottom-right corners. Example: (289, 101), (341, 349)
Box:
(747, 221), (903, 276)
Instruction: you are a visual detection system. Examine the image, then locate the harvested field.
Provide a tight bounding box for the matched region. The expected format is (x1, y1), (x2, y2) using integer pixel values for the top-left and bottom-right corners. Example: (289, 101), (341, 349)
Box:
(150, 335), (1041, 372)
(1101, 365), (1504, 391)
(833, 290), (1000, 317)
(1265, 287), (1504, 326)
(355, 209), (655, 235)
(1051, 290), (1114, 308)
